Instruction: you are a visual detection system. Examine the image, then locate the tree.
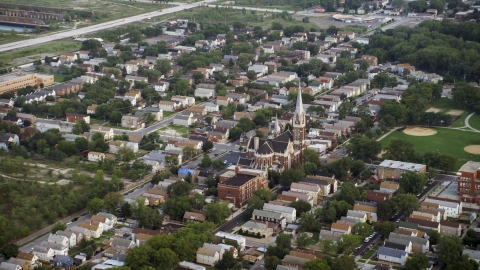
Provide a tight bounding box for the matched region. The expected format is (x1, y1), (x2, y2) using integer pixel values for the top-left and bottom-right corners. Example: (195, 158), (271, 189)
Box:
(377, 199), (396, 221)
(299, 212), (320, 232)
(437, 236), (464, 266)
(155, 59), (172, 76)
(279, 168), (305, 186)
(109, 111), (123, 124)
(75, 137), (89, 151)
(86, 198), (104, 214)
(346, 134), (382, 160)
(103, 192), (124, 213)
(319, 239), (336, 254)
(199, 154), (212, 168)
(204, 116), (213, 126)
(353, 222), (373, 238)
(373, 221), (397, 238)
(202, 141), (214, 152)
(305, 258), (330, 270)
(72, 119), (90, 135)
(167, 181), (193, 197)
(212, 159), (226, 171)
(400, 171), (428, 195)
(303, 149), (322, 167)
(429, 230), (441, 245)
(135, 205), (164, 230)
(51, 222), (67, 234)
(237, 117), (256, 132)
(405, 253), (429, 270)
(296, 233), (315, 249)
(384, 138), (417, 162)
(276, 233), (293, 250)
(121, 202), (132, 218)
(338, 234), (361, 254)
(204, 201), (231, 225)
(2, 243), (19, 259)
(331, 256), (356, 270)
(392, 194), (419, 215)
(254, 189), (275, 202)
(445, 255), (479, 270)
(214, 251), (237, 270)
(289, 200), (312, 215)
(116, 147), (135, 162)
(265, 256), (282, 270)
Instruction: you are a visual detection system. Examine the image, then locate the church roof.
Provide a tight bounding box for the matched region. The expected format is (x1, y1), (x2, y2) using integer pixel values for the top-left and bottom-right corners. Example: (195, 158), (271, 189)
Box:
(257, 141), (274, 154)
(272, 130), (293, 143)
(269, 140), (289, 153)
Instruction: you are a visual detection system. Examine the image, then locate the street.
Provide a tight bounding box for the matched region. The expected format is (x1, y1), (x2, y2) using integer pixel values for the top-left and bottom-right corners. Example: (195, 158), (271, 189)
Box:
(0, 0), (218, 53)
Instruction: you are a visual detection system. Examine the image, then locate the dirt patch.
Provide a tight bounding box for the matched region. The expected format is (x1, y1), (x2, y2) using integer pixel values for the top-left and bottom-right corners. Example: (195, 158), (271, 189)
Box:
(403, 127), (437, 136)
(377, 150), (386, 158)
(464, 145), (480, 154)
(426, 107), (442, 113)
(446, 109), (464, 116)
(158, 128), (184, 138)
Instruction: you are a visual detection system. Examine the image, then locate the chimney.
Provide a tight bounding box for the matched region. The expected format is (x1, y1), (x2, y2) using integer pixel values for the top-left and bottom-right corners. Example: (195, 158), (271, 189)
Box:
(254, 137), (259, 150)
(235, 166), (240, 174)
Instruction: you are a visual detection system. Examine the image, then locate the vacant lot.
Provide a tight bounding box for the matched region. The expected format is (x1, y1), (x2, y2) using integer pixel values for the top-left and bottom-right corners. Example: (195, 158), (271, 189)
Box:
(381, 128), (480, 170)
(0, 41), (81, 68)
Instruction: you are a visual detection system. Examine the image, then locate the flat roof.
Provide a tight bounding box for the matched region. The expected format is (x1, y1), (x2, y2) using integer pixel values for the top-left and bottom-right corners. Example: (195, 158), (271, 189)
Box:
(459, 161), (480, 173)
(379, 159), (426, 172)
(0, 72), (34, 82)
(222, 173), (256, 186)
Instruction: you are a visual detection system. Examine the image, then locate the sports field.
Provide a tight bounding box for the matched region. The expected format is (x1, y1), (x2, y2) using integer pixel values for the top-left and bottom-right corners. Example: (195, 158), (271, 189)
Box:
(381, 128), (480, 170)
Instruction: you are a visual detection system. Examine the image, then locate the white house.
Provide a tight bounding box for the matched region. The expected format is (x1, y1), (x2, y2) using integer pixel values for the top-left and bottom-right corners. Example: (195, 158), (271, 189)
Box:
(377, 246), (408, 266)
(78, 222), (103, 238)
(195, 88), (216, 99)
(40, 241), (68, 256)
(262, 203), (296, 223)
(154, 81), (169, 92)
(196, 247), (220, 266)
(290, 182), (322, 205)
(32, 246), (54, 262)
(159, 101), (179, 112)
(90, 125), (114, 140)
(203, 243), (226, 259)
(425, 198), (461, 218)
(214, 232), (246, 251)
(0, 133), (19, 151)
(0, 262), (22, 270)
(88, 152), (105, 162)
(204, 102), (219, 112)
(56, 231), (77, 248)
(48, 234), (69, 248)
(248, 64), (269, 76)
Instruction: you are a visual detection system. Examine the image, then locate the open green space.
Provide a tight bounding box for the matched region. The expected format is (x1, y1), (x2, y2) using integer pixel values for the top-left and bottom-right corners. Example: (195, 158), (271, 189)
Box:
(361, 249), (377, 260)
(0, 32), (31, 46)
(54, 74), (66, 83)
(427, 98), (471, 128)
(163, 111), (175, 118)
(468, 113), (480, 131)
(160, 124), (191, 137)
(381, 128), (480, 170)
(0, 41), (81, 68)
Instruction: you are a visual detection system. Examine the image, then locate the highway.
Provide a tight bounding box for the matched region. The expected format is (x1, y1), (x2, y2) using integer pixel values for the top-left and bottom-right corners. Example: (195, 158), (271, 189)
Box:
(0, 0), (217, 53)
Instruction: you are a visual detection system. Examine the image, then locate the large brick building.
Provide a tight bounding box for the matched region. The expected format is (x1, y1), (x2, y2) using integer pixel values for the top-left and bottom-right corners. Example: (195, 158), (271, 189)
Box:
(217, 167), (269, 208)
(457, 161), (480, 203)
(0, 72), (54, 94)
(242, 85), (306, 171)
(377, 160), (427, 180)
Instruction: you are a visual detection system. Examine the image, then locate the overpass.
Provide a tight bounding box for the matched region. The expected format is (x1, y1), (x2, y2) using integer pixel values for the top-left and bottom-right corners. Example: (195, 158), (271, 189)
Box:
(0, 0), (217, 53)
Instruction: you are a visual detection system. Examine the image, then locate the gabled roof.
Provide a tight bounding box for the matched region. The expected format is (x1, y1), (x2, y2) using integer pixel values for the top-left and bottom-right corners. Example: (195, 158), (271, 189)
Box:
(377, 246), (406, 258)
(253, 209), (282, 220)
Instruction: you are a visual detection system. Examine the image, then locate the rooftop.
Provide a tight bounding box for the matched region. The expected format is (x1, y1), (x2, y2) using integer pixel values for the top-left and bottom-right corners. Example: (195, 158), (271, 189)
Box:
(222, 173), (256, 186)
(459, 161), (480, 173)
(379, 159), (426, 172)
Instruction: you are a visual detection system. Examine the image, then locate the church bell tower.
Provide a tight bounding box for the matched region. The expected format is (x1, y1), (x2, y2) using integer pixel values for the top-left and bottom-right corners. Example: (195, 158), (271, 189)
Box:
(292, 81), (306, 159)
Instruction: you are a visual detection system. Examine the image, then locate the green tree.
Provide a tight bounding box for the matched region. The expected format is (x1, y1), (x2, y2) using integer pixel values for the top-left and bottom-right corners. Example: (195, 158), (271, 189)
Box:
(51, 222), (67, 234)
(373, 221), (396, 238)
(429, 230), (441, 245)
(338, 234), (362, 254)
(437, 236), (464, 266)
(305, 258), (330, 270)
(319, 239), (336, 254)
(289, 200), (312, 215)
(121, 202), (132, 218)
(406, 253), (429, 270)
(202, 141), (214, 152)
(377, 199), (396, 221)
(299, 212), (320, 232)
(212, 159), (226, 171)
(214, 251), (237, 270)
(353, 222), (373, 238)
(276, 233), (293, 250)
(75, 137), (89, 151)
(400, 171), (428, 195)
(167, 181), (193, 197)
(331, 256), (356, 270)
(109, 111), (123, 124)
(296, 233), (315, 249)
(346, 134), (382, 161)
(103, 192), (124, 213)
(279, 168), (305, 186)
(86, 198), (104, 214)
(155, 59), (172, 76)
(392, 194), (419, 215)
(265, 256), (282, 270)
(2, 243), (19, 259)
(204, 201), (231, 225)
(254, 188), (275, 202)
(384, 138), (417, 162)
(199, 154), (213, 168)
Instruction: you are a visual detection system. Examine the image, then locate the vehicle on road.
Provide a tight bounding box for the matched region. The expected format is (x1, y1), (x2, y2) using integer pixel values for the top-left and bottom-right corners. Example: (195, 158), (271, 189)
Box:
(214, 153), (219, 156)
(66, 221), (72, 225)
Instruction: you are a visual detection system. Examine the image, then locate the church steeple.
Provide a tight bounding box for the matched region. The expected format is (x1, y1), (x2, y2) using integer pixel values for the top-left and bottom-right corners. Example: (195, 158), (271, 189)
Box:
(292, 79), (306, 159)
(274, 114), (281, 136)
(294, 80), (304, 117)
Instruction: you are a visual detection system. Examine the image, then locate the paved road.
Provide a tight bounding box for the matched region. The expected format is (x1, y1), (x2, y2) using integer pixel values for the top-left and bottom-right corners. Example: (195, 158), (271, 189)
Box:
(205, 4), (294, 13)
(0, 0), (217, 53)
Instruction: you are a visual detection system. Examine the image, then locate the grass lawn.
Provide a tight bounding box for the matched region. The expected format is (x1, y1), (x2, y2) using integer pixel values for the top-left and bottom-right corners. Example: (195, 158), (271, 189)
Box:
(0, 32), (31, 46)
(54, 75), (66, 83)
(381, 128), (480, 170)
(361, 249), (377, 260)
(392, 266), (406, 270)
(160, 124), (191, 137)
(89, 118), (107, 125)
(428, 98), (472, 128)
(358, 259), (367, 263)
(468, 113), (480, 131)
(0, 41), (81, 68)
(163, 111), (175, 118)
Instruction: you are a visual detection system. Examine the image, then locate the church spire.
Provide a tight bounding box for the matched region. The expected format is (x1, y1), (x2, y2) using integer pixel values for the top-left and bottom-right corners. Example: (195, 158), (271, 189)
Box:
(295, 80), (304, 116)
(274, 114), (281, 135)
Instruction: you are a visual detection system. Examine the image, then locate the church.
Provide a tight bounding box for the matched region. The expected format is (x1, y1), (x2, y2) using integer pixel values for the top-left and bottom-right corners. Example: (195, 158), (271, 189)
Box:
(238, 86), (307, 171)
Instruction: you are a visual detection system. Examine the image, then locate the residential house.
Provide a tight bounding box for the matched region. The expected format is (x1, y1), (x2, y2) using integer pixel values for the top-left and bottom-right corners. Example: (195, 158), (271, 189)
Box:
(377, 160), (427, 180)
(424, 197), (461, 218)
(0, 262), (22, 270)
(240, 221), (273, 238)
(67, 226), (91, 240)
(262, 203), (296, 223)
(121, 115), (144, 129)
(463, 249), (480, 265)
(66, 113), (90, 124)
(154, 81), (170, 92)
(377, 246), (408, 266)
(56, 231), (77, 248)
(366, 190), (392, 202)
(330, 222), (351, 234)
(353, 204), (378, 222)
(388, 232), (429, 253)
(77, 222), (103, 238)
(88, 152), (105, 162)
(32, 246), (54, 262)
(282, 255), (308, 270)
(0, 133), (19, 151)
(439, 219), (461, 236)
(361, 55), (379, 66)
(205, 102), (219, 113)
(173, 113), (195, 127)
(252, 209), (286, 229)
(111, 238), (135, 254)
(196, 247), (220, 266)
(214, 232), (246, 251)
(380, 181), (399, 194)
(90, 125), (114, 140)
(47, 234), (69, 248)
(159, 100), (180, 112)
(290, 182), (323, 205)
(87, 104), (98, 115)
(91, 215), (114, 230)
(195, 88), (216, 99)
(319, 230), (343, 243)
(187, 106), (207, 116)
(183, 211), (206, 223)
(40, 241), (68, 256)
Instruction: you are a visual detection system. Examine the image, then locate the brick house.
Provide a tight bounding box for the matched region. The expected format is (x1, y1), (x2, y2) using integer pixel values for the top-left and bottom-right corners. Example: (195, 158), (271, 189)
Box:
(66, 113), (90, 124)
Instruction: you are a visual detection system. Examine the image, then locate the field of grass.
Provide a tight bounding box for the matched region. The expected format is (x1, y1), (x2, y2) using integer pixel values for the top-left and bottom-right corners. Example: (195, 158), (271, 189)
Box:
(160, 124), (191, 137)
(163, 111), (175, 118)
(468, 113), (480, 131)
(0, 32), (31, 46)
(361, 249), (377, 260)
(427, 98), (471, 128)
(54, 74), (66, 83)
(0, 41), (81, 68)
(381, 128), (480, 170)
